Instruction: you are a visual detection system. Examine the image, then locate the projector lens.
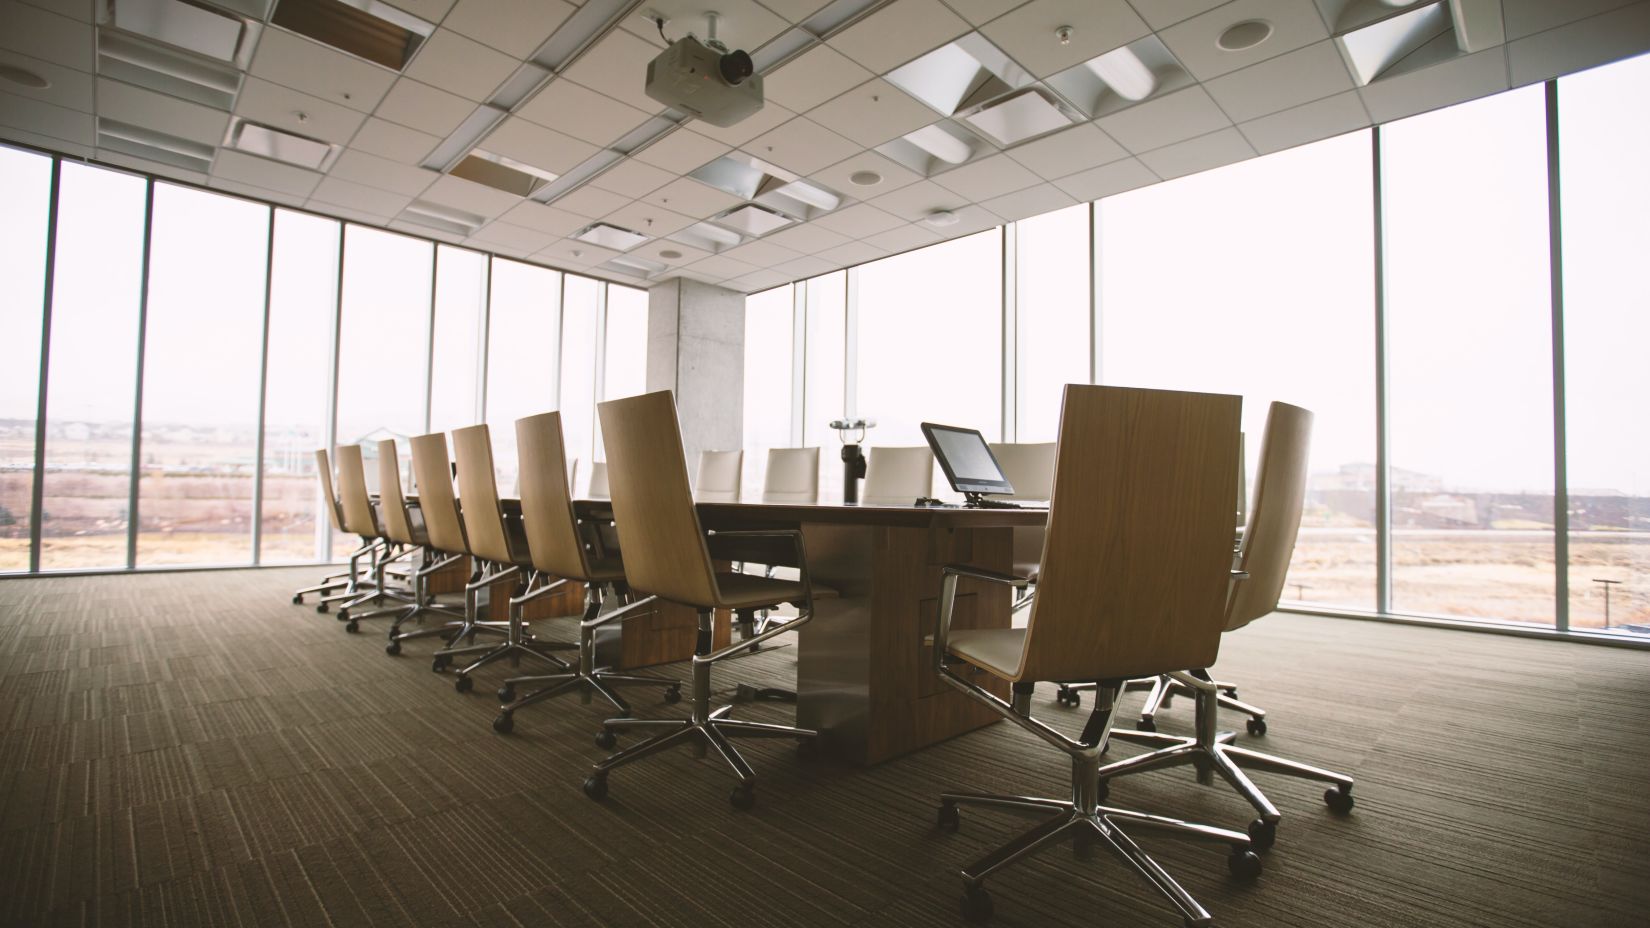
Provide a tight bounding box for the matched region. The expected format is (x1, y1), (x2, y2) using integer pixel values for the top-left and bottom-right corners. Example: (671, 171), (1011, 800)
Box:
(719, 49), (754, 85)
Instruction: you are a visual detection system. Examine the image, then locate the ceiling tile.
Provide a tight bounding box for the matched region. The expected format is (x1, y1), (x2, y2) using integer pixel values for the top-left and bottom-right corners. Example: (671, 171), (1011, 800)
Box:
(980, 181), (1075, 219)
(443, 0), (576, 58)
(1502, 0), (1637, 40)
(0, 1), (92, 72)
(745, 117), (859, 176)
(931, 153), (1041, 200)
(563, 29), (669, 115)
(828, 0), (971, 73)
(1238, 89), (1369, 154)
(721, 238), (804, 267)
(624, 2), (790, 53)
(869, 178), (970, 220)
(628, 237), (711, 268)
(687, 252), (760, 279)
(419, 172), (522, 218)
(1095, 85), (1231, 153)
(807, 78), (938, 148)
(517, 79), (653, 148)
(209, 176), (307, 209)
(762, 44), (873, 112)
(632, 127), (731, 172)
(688, 99), (798, 147)
(379, 0), (456, 22)
(468, 220), (556, 253)
(1003, 122), (1127, 180)
(1507, 3), (1650, 87)
(1358, 47), (1511, 124)
(98, 150), (207, 185)
(328, 148), (440, 196)
(18, 0), (94, 23)
(498, 200), (587, 236)
(725, 268), (794, 292)
(213, 149), (323, 198)
(602, 200), (697, 237)
(97, 78), (228, 145)
(818, 240), (888, 265)
(1159, 0), (1331, 82)
(811, 202), (907, 237)
(0, 50), (90, 112)
(349, 117), (439, 164)
(864, 221), (942, 252)
(1050, 155), (1157, 200)
(374, 78), (477, 137)
(1203, 40), (1354, 123)
(1136, 125), (1255, 179)
(762, 221), (852, 254)
(1124, 0), (1229, 31)
(310, 175), (413, 217)
(539, 237), (621, 267)
(0, 107), (92, 149)
(772, 253), (839, 278)
(405, 29), (518, 103)
(589, 158), (677, 198)
(552, 183), (634, 218)
(248, 28), (396, 114)
(641, 177), (744, 218)
(810, 149), (923, 197)
(940, 0), (1029, 27)
(390, 218), (465, 243)
(980, 0), (1152, 78)
(751, 0), (832, 22)
(236, 76), (366, 146)
(481, 116), (599, 175)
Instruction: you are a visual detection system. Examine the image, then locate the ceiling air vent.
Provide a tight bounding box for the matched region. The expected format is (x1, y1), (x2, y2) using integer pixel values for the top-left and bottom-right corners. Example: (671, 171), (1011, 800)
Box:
(573, 223), (650, 251)
(711, 204), (793, 237)
(269, 0), (434, 71)
(98, 29), (242, 109)
(99, 118), (216, 173)
(226, 116), (340, 169)
(401, 199), (485, 236)
(105, 0), (260, 68)
(960, 87), (1078, 147)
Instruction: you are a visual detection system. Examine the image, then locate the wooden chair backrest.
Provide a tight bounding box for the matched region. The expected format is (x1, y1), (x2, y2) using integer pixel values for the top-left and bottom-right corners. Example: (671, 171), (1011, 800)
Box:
(597, 391), (719, 605)
(1227, 402), (1313, 632)
(695, 449), (744, 502)
(588, 461), (610, 499)
(1019, 385), (1242, 683)
(313, 449), (345, 532)
(335, 444), (378, 538)
(409, 432), (467, 555)
(989, 442), (1056, 501)
(376, 439), (417, 545)
(452, 424), (515, 566)
(763, 447), (820, 503)
(862, 445), (933, 505)
(515, 411), (592, 580)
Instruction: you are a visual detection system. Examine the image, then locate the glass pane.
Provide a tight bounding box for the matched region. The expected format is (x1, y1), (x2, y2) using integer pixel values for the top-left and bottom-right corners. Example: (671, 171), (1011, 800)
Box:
(261, 210), (339, 565)
(485, 258), (561, 496)
(1383, 86), (1554, 624)
(1100, 131), (1377, 610)
(136, 184), (268, 566)
(39, 163), (147, 570)
(557, 275), (601, 490)
(1559, 52), (1650, 635)
(803, 272), (846, 501)
(428, 245), (487, 434)
(1015, 204), (1090, 442)
(743, 284), (794, 495)
(596, 282), (648, 494)
(0, 146), (52, 571)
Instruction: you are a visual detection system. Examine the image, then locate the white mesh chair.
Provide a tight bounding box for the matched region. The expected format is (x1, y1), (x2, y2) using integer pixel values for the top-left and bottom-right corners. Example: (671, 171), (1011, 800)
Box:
(861, 445), (933, 505)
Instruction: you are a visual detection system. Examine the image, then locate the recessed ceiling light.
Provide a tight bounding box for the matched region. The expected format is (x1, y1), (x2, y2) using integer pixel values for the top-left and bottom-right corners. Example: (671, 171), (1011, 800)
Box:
(272, 0), (434, 71)
(1218, 20), (1272, 51)
(904, 124), (972, 165)
(227, 118), (340, 170)
(924, 210), (959, 227)
(961, 88), (1076, 147)
(0, 63), (50, 89)
(1083, 45), (1156, 101)
(659, 249), (683, 259)
(450, 149), (558, 198)
(713, 204), (794, 237)
(850, 170), (883, 187)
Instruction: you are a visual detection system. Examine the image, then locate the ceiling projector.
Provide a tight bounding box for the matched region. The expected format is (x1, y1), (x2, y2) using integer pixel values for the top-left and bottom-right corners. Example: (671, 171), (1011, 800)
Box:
(645, 34), (764, 127)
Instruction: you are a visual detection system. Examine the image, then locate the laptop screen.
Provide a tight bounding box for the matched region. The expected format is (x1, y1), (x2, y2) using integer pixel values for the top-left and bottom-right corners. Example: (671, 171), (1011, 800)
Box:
(921, 422), (1015, 496)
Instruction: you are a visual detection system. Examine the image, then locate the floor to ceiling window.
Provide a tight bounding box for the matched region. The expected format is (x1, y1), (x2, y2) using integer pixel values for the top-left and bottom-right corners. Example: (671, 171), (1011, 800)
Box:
(38, 163), (148, 570)
(1557, 52), (1650, 634)
(803, 272), (847, 501)
(428, 245), (488, 435)
(0, 147), (52, 571)
(743, 284), (795, 496)
(485, 259), (561, 495)
(558, 274), (601, 484)
(136, 184), (269, 566)
(1099, 131), (1377, 610)
(1382, 86), (1556, 626)
(1015, 204), (1091, 443)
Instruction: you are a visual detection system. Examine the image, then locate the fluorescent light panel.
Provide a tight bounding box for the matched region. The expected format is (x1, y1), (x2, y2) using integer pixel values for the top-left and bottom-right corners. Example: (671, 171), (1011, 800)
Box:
(961, 88), (1075, 147)
(450, 149), (558, 197)
(1336, 1), (1451, 85)
(574, 222), (650, 251)
(109, 0), (250, 64)
(227, 117), (339, 169)
(713, 204), (793, 237)
(99, 28), (241, 108)
(270, 0), (433, 71)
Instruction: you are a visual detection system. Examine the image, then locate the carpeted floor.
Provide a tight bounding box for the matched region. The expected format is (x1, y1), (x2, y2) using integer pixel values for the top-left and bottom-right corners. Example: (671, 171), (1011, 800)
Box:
(1, 567), (1646, 928)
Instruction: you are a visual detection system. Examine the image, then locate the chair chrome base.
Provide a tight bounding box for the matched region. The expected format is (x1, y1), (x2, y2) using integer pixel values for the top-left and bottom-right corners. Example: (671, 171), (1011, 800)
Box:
(584, 604), (816, 810)
(432, 565), (573, 693)
(1057, 672), (1267, 735)
(1099, 672), (1353, 850)
(493, 584), (680, 733)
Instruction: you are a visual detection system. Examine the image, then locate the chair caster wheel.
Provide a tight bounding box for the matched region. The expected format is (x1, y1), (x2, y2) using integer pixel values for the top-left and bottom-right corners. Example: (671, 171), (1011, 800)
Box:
(385, 640), (401, 656)
(1056, 687), (1080, 708)
(961, 885), (993, 923)
(292, 594), (303, 604)
(938, 802), (959, 831)
(493, 712), (513, 734)
(454, 674), (473, 694)
(1325, 785), (1354, 814)
(663, 685), (682, 704)
(1228, 849), (1263, 881)
(1136, 718), (1156, 733)
(317, 603), (329, 614)
(1247, 818), (1276, 851)
(345, 620), (359, 634)
(583, 774), (608, 801)
(734, 683), (755, 702)
(497, 684), (515, 703)
(595, 728), (617, 750)
(729, 783), (756, 811)
(431, 655), (450, 673)
(1247, 717), (1267, 736)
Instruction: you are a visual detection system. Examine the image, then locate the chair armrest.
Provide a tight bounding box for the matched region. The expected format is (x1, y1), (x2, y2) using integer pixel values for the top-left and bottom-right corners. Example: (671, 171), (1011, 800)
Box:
(707, 529), (813, 606)
(941, 564), (1031, 589)
(933, 563), (1030, 676)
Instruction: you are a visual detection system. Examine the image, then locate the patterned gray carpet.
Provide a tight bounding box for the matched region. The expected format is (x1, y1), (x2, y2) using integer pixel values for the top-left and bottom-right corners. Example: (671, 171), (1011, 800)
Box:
(1, 567), (1646, 928)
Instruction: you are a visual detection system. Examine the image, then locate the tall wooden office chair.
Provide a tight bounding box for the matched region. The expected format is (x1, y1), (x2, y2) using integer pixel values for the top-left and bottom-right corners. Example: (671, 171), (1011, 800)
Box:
(291, 448), (362, 608)
(583, 390), (821, 810)
(319, 444), (395, 621)
(430, 424), (574, 693)
(694, 449), (743, 502)
(491, 411), (681, 734)
(861, 445), (933, 505)
(932, 385), (1261, 926)
(1097, 402), (1354, 852)
(988, 441), (1056, 607)
(761, 447), (820, 503)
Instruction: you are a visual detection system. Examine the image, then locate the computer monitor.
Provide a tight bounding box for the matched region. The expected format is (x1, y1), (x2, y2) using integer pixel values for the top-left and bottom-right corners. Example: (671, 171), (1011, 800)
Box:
(921, 422), (1015, 498)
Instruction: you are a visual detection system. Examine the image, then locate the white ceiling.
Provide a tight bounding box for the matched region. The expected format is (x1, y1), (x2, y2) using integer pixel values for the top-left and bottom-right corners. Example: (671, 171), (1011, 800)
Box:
(2, 0), (1648, 293)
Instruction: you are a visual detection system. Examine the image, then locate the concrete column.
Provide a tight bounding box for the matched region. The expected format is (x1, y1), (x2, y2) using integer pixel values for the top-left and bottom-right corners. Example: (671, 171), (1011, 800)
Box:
(646, 277), (744, 473)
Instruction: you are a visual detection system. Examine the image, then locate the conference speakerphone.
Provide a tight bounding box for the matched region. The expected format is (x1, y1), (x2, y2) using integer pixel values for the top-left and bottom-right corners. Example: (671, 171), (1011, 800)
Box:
(920, 422), (1024, 509)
